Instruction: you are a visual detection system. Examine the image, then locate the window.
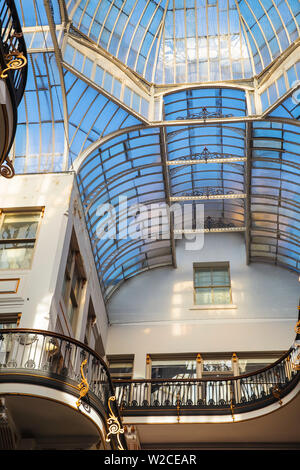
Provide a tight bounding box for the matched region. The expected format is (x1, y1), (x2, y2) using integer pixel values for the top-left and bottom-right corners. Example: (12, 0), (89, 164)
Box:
(84, 299), (96, 346)
(0, 313), (21, 329)
(0, 314), (21, 365)
(151, 359), (196, 380)
(193, 262), (231, 305)
(61, 231), (86, 331)
(108, 356), (134, 380)
(0, 211), (42, 269)
(202, 358), (233, 378)
(238, 355), (281, 374)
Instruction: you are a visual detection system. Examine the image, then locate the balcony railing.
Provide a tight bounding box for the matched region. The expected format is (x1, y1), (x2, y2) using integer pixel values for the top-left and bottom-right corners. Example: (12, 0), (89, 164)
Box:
(0, 329), (127, 450)
(0, 0), (27, 177)
(113, 347), (300, 417)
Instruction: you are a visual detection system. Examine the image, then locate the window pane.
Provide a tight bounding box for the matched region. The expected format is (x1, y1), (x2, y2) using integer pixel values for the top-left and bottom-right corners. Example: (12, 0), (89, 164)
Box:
(194, 268), (211, 286)
(109, 360), (133, 379)
(67, 296), (76, 324)
(203, 360), (232, 372)
(213, 287), (230, 304)
(0, 214), (39, 240)
(239, 358), (278, 374)
(152, 359), (196, 379)
(72, 265), (81, 300)
(0, 243), (34, 269)
(195, 287), (212, 304)
(212, 267), (229, 286)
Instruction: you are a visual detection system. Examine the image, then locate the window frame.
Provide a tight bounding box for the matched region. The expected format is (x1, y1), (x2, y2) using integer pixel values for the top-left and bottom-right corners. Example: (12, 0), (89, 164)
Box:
(146, 351), (284, 379)
(107, 355), (134, 380)
(193, 261), (232, 306)
(0, 208), (44, 271)
(61, 230), (86, 333)
(0, 313), (21, 329)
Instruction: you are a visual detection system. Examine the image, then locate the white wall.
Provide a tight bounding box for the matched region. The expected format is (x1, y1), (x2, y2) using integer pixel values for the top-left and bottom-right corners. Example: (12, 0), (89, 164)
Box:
(0, 173), (74, 330)
(106, 233), (300, 377)
(0, 173), (108, 352)
(51, 179), (108, 350)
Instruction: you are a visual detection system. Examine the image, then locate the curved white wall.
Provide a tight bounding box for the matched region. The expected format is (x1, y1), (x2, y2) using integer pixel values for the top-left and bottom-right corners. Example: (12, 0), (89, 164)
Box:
(106, 233), (299, 378)
(108, 233), (299, 323)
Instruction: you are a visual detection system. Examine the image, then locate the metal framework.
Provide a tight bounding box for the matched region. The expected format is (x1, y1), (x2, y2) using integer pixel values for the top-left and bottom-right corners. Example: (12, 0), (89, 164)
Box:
(9, 0), (300, 300)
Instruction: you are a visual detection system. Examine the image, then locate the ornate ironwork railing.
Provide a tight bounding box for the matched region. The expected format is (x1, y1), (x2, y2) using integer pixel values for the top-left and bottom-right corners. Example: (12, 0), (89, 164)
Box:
(0, 329), (127, 450)
(0, 0), (27, 177)
(113, 347), (299, 417)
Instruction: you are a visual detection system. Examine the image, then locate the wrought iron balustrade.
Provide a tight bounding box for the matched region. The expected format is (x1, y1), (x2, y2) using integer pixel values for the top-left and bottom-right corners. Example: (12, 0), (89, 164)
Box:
(0, 328), (127, 450)
(113, 347), (299, 416)
(0, 0), (27, 177)
(0, 0), (27, 105)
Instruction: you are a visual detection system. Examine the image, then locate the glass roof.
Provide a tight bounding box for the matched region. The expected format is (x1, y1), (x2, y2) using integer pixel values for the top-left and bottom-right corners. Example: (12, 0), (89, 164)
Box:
(77, 127), (173, 299)
(9, 1), (300, 299)
(67, 0), (299, 84)
(250, 115), (300, 272)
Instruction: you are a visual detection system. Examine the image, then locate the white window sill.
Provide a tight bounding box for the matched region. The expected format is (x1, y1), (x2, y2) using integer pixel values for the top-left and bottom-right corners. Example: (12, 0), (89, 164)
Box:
(189, 304), (237, 310)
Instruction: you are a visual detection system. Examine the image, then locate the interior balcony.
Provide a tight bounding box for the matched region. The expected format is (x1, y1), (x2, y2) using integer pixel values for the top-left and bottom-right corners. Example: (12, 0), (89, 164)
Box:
(113, 321), (300, 450)
(0, 0), (27, 178)
(0, 329), (127, 450)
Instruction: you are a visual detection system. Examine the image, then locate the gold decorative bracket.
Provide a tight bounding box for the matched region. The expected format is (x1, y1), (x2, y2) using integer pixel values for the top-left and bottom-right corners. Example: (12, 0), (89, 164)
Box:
(0, 50), (27, 79)
(76, 358), (89, 409)
(176, 393), (181, 423)
(106, 396), (125, 450)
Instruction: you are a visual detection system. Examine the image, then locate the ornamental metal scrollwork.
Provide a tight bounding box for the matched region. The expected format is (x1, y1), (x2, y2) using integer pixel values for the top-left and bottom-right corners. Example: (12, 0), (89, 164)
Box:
(106, 396), (125, 450)
(205, 216), (236, 230)
(176, 108), (233, 120)
(0, 50), (27, 79)
(0, 158), (14, 179)
(169, 148), (238, 175)
(177, 187), (235, 198)
(76, 359), (89, 409)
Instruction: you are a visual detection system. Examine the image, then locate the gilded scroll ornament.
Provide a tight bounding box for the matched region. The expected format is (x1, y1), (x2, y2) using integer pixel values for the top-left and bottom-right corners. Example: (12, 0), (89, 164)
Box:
(76, 358), (89, 409)
(0, 51), (27, 79)
(106, 396), (125, 450)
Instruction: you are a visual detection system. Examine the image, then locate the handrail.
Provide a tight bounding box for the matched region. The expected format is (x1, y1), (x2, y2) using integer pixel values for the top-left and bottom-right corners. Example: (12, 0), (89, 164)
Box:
(0, 327), (110, 373)
(0, 328), (127, 450)
(113, 348), (293, 384)
(112, 344), (299, 415)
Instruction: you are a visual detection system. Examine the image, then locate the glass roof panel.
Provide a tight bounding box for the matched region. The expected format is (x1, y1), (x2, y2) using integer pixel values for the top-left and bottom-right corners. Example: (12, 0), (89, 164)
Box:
(164, 88), (247, 230)
(64, 69), (143, 167)
(250, 120), (300, 271)
(9, 1), (300, 297)
(16, 0), (61, 27)
(77, 127), (173, 300)
(10, 52), (66, 173)
(268, 87), (300, 120)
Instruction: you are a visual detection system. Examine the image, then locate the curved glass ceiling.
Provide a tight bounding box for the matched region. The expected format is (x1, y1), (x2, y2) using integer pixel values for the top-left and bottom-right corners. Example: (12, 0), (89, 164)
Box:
(67, 0), (299, 84)
(77, 127), (173, 299)
(9, 1), (300, 300)
(251, 120), (300, 271)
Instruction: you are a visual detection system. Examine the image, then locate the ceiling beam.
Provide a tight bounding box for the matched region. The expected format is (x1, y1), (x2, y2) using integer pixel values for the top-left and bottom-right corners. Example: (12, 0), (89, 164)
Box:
(245, 121), (253, 265)
(160, 126), (177, 269)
